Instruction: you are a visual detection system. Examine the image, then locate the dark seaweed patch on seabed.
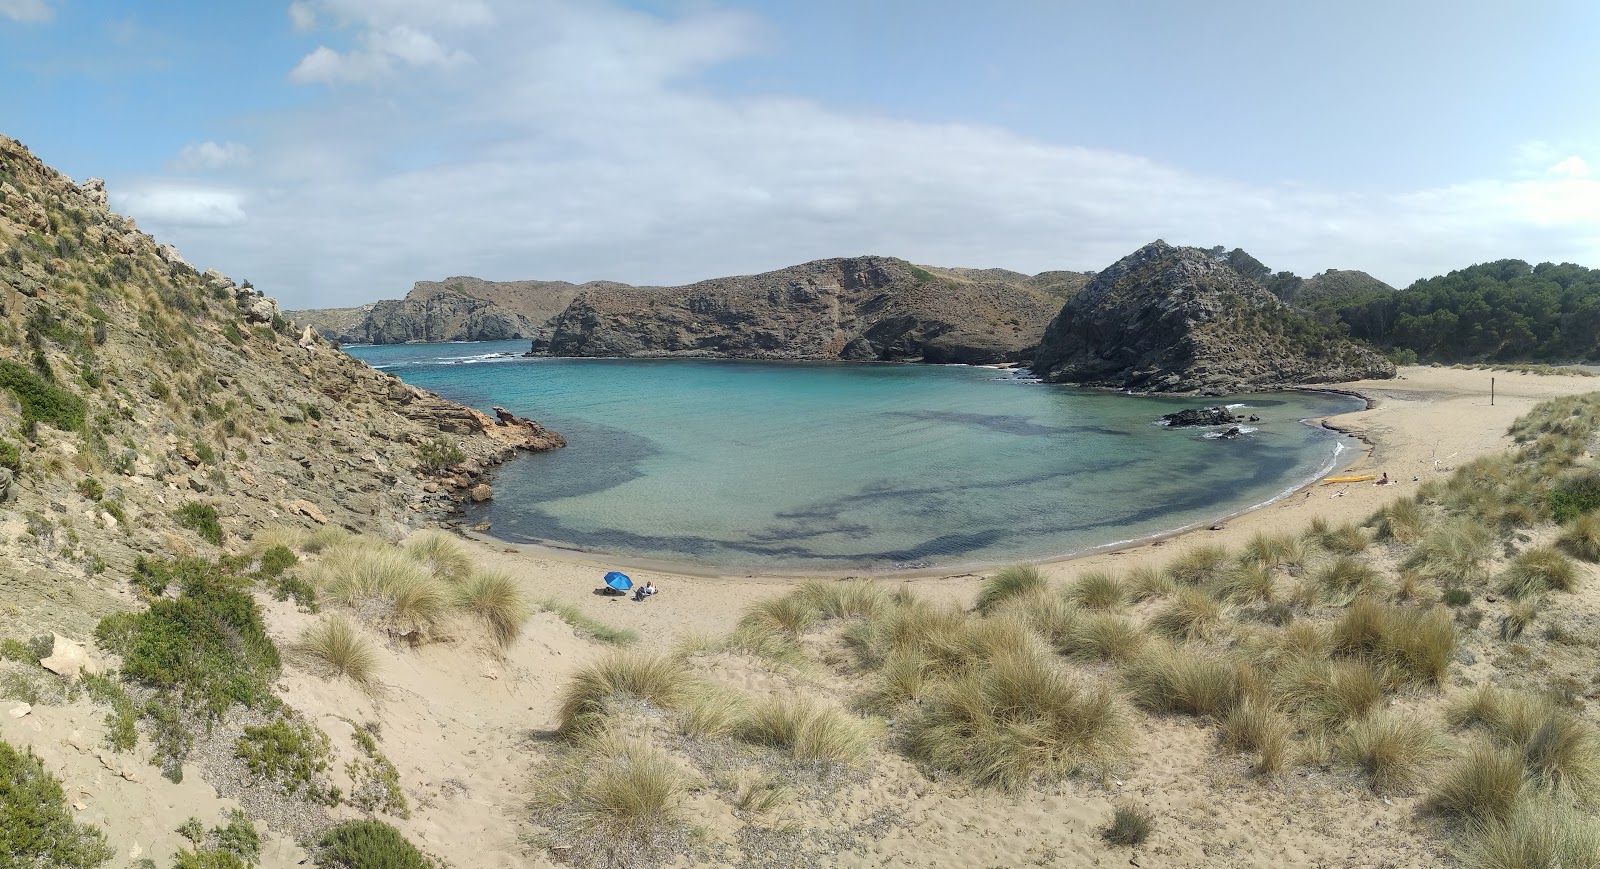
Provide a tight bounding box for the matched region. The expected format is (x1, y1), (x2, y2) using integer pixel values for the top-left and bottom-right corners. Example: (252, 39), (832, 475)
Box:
(884, 410), (1130, 437)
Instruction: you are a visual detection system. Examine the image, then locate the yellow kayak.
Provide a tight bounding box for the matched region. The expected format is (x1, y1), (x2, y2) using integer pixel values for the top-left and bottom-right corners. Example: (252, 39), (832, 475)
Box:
(1322, 474), (1378, 484)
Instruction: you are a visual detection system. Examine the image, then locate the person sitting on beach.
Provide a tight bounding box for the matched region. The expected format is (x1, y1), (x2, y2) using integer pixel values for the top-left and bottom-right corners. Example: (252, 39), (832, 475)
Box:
(633, 581), (658, 601)
(1377, 472), (1389, 485)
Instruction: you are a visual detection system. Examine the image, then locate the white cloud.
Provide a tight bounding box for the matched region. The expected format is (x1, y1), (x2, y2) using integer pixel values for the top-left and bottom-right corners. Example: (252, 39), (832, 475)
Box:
(169, 141), (253, 171)
(117, 1), (1600, 307)
(113, 188), (246, 227)
(288, 1), (316, 32)
(0, 0), (52, 23)
(1549, 156), (1591, 179)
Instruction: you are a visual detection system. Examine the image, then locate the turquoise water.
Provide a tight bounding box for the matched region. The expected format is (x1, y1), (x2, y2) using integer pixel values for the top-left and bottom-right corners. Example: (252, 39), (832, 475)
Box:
(346, 341), (1362, 570)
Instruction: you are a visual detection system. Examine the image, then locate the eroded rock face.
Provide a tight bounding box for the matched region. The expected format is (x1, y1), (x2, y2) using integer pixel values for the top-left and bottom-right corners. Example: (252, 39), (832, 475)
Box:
(1032, 241), (1395, 394)
(528, 257), (1073, 364)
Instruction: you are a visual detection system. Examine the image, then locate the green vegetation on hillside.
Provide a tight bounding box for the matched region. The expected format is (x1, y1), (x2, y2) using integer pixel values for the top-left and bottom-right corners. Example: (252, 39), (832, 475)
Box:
(0, 740), (113, 867)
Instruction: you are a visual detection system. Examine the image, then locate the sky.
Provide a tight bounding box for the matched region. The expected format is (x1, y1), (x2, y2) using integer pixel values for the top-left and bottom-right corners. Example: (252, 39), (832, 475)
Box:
(1, 0), (1598, 309)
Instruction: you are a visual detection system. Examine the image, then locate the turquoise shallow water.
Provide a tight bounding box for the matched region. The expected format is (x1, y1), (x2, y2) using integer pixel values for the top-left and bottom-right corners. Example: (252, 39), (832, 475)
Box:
(346, 341), (1362, 570)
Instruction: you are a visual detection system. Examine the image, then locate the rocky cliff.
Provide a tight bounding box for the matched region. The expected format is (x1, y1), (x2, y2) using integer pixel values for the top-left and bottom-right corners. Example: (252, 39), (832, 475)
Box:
(291, 276), (583, 344)
(530, 257), (1073, 364)
(1031, 240), (1395, 394)
(0, 133), (563, 596)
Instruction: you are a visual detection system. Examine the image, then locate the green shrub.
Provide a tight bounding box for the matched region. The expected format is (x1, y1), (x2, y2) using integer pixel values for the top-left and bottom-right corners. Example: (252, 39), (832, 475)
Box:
(235, 715), (337, 804)
(0, 740), (114, 867)
(76, 477), (103, 501)
(176, 502), (223, 545)
(1443, 588), (1472, 607)
(0, 359), (86, 432)
(257, 544), (297, 577)
(267, 573), (318, 612)
(314, 820), (434, 869)
(1549, 469), (1600, 522)
(94, 558), (280, 717)
(172, 848), (245, 869)
(415, 437), (464, 472)
(347, 725), (408, 818)
(0, 439), (20, 472)
(81, 673), (137, 753)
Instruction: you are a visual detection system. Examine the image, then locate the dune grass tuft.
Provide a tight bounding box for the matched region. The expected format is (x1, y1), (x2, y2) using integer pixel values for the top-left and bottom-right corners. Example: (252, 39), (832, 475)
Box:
(291, 616), (378, 690)
(1101, 805), (1154, 847)
(1456, 795), (1600, 869)
(676, 685), (748, 740)
(1148, 587), (1222, 641)
(454, 571), (530, 648)
(1122, 643), (1239, 719)
(975, 564), (1046, 615)
(1317, 522), (1371, 555)
(905, 649), (1128, 789)
(1431, 742), (1528, 822)
(553, 729), (689, 843)
(742, 594), (821, 636)
(1057, 612), (1145, 663)
(740, 696), (871, 765)
(1126, 565), (1175, 600)
(1065, 571), (1127, 610)
(403, 530), (473, 584)
(557, 652), (693, 737)
(796, 579), (889, 621)
(300, 525), (353, 554)
(1406, 518), (1493, 584)
(1166, 545), (1231, 586)
(1449, 686), (1600, 800)
(249, 524), (306, 555)
(1271, 657), (1381, 732)
(1212, 564), (1276, 604)
(1497, 546), (1579, 599)
(1240, 531), (1304, 570)
(1316, 556), (1385, 602)
(1338, 711), (1449, 793)
(1370, 497), (1428, 544)
(1221, 696), (1291, 775)
(385, 572), (451, 633)
(1331, 597), (1455, 685)
(537, 597), (639, 646)
(1557, 512), (1600, 562)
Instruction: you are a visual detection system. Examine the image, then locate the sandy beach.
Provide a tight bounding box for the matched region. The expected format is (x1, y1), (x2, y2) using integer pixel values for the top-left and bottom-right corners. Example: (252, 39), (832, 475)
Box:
(6, 364), (1597, 868)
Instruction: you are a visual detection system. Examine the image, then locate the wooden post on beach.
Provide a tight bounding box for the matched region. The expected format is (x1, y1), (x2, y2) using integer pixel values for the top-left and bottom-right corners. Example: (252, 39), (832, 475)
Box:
(1491, 377), (1495, 406)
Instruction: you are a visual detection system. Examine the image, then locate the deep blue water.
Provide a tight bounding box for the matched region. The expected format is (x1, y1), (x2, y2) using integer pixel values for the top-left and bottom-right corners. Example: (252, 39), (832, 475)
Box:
(346, 341), (1361, 570)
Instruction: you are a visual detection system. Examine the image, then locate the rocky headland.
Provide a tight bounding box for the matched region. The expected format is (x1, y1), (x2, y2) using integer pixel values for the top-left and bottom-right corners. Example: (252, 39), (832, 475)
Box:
(1031, 240), (1396, 394)
(290, 276), (583, 344)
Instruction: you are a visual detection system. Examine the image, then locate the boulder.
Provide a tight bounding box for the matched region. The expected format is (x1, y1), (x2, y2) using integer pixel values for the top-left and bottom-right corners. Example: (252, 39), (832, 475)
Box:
(286, 499), (328, 524)
(40, 635), (99, 683)
(1159, 406), (1240, 427)
(469, 484), (493, 502)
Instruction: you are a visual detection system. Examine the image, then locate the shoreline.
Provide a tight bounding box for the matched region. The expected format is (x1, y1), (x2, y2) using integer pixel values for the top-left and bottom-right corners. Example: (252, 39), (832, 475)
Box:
(452, 366), (1600, 601)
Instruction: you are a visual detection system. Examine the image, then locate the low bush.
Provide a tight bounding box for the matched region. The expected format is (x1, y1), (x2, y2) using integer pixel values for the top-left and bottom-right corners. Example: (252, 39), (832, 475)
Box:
(315, 820), (434, 869)
(1338, 711), (1448, 793)
(0, 739), (113, 867)
(741, 696), (871, 765)
(1443, 588), (1473, 607)
(81, 672), (137, 752)
(234, 714), (338, 804)
(0, 359), (86, 432)
(1549, 468), (1600, 522)
(175, 501), (223, 546)
(347, 725), (409, 818)
(257, 545), (298, 577)
(415, 437), (465, 473)
(557, 652), (692, 736)
(1496, 546), (1579, 599)
(292, 617), (379, 690)
(975, 564), (1046, 615)
(905, 650), (1127, 789)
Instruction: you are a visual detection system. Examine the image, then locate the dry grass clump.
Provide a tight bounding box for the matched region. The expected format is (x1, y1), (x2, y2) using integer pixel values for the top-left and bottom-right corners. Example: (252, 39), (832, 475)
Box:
(742, 594), (820, 637)
(1221, 696), (1291, 775)
(863, 649), (935, 711)
(852, 598), (1030, 677)
(544, 728), (690, 845)
(1449, 687), (1600, 800)
(1122, 643), (1240, 719)
(404, 530), (474, 584)
(1240, 531), (1305, 570)
(796, 579), (889, 620)
(1211, 564), (1276, 604)
(1311, 520), (1370, 555)
(1405, 518), (1493, 584)
(1148, 587), (1222, 641)
(905, 649), (1129, 789)
(1369, 497), (1428, 544)
(1316, 556), (1385, 602)
(975, 564), (1046, 615)
(1456, 796), (1600, 869)
(1165, 545), (1231, 585)
(291, 617), (379, 690)
(1271, 657), (1382, 732)
(993, 590), (1077, 650)
(1056, 612), (1145, 663)
(300, 525), (353, 554)
(1065, 571), (1127, 610)
(386, 571), (451, 633)
(676, 685), (747, 739)
(1337, 711), (1449, 793)
(1331, 597), (1455, 685)
(1496, 546), (1579, 599)
(1126, 565), (1175, 600)
(740, 696), (871, 765)
(454, 571), (530, 648)
(248, 524), (305, 555)
(1431, 742), (1528, 822)
(1556, 513), (1600, 562)
(1101, 804), (1154, 847)
(557, 652), (693, 737)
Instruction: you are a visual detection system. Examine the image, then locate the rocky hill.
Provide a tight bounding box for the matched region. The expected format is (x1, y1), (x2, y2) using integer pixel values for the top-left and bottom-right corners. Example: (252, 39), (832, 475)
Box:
(290, 276), (583, 344)
(530, 257), (1071, 364)
(1031, 240), (1395, 393)
(0, 133), (563, 634)
(1293, 268), (1396, 304)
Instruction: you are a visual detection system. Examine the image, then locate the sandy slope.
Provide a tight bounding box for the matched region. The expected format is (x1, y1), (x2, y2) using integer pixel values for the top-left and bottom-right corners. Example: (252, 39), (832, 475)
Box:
(7, 365), (1596, 867)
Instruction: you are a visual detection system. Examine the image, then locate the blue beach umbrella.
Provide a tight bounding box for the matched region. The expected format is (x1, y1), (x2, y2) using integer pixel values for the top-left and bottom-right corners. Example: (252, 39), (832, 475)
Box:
(604, 571), (633, 591)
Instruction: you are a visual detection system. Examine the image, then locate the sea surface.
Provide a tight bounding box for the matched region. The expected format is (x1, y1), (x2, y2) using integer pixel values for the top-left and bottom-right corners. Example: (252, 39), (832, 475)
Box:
(345, 341), (1363, 571)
